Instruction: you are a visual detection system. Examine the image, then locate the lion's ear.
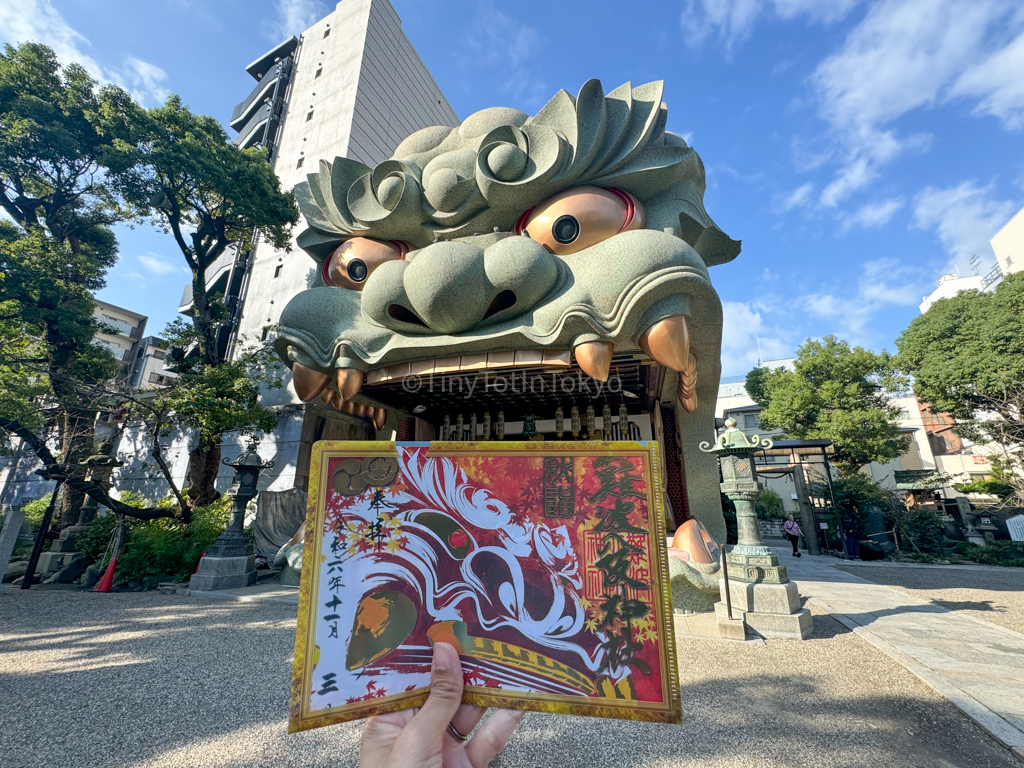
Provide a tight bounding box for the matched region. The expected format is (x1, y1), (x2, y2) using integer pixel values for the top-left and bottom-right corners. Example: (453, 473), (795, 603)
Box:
(679, 213), (741, 267)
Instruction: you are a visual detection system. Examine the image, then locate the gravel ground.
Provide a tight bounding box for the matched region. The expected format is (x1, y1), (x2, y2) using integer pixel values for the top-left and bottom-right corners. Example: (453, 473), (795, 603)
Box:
(1, 588), (1019, 768)
(835, 564), (1024, 636)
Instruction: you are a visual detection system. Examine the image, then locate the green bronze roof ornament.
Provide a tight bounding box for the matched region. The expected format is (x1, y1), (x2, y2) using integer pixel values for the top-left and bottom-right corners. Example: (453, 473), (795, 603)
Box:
(701, 416), (773, 456)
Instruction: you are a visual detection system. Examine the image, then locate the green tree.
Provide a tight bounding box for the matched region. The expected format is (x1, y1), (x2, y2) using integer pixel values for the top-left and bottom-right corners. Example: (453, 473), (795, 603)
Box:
(746, 336), (909, 474)
(0, 42), (290, 525)
(0, 43), (136, 524)
(896, 272), (1024, 504)
(754, 487), (785, 519)
(109, 96), (297, 504)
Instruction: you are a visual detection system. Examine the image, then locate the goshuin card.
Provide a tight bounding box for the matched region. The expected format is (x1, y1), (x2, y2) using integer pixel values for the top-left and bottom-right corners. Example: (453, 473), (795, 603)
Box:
(289, 441), (681, 732)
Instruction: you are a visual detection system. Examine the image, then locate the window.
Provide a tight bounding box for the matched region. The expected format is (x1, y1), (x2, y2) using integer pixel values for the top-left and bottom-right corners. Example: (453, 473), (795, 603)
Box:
(315, 67), (322, 79)
(743, 413), (760, 430)
(296, 156), (304, 169)
(323, 27), (331, 38)
(274, 265), (283, 278)
(261, 326), (270, 341)
(306, 110), (314, 122)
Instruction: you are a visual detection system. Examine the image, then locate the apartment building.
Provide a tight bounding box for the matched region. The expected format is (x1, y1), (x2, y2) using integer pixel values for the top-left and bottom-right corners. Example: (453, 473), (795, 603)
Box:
(129, 336), (179, 390)
(93, 300), (147, 382)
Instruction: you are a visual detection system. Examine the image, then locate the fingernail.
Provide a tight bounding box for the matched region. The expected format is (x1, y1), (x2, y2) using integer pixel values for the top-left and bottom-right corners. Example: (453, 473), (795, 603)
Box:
(432, 641), (453, 673)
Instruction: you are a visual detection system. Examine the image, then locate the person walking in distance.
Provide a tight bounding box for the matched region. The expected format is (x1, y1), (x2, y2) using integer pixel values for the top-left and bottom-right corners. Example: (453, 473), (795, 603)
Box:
(784, 514), (803, 557)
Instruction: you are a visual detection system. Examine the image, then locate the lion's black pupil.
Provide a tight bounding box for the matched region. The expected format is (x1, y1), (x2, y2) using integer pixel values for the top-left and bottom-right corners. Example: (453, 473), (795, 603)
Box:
(552, 215), (579, 244)
(347, 258), (368, 282)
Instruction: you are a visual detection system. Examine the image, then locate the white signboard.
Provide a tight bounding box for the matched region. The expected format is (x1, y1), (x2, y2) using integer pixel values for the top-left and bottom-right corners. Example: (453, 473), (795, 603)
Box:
(1007, 514), (1024, 542)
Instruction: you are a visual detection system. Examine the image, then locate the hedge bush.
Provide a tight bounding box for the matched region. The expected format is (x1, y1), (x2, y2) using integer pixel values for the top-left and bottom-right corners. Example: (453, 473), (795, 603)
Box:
(953, 541), (1024, 568)
(77, 493), (231, 585)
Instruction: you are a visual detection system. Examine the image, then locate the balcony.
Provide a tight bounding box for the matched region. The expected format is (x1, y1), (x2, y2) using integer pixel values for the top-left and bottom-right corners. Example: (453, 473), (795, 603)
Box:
(177, 251), (235, 314)
(179, 283), (193, 314)
(230, 59), (290, 132)
(232, 102), (272, 150)
(245, 37), (298, 81)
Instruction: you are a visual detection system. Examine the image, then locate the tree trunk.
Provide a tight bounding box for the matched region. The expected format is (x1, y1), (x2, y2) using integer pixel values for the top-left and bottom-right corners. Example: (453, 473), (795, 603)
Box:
(57, 410), (95, 528)
(187, 440), (222, 511)
(190, 269), (221, 367)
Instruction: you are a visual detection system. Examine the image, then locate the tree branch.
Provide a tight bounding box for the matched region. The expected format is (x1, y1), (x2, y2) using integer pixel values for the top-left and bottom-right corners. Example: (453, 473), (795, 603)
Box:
(149, 409), (192, 521)
(0, 415), (178, 521)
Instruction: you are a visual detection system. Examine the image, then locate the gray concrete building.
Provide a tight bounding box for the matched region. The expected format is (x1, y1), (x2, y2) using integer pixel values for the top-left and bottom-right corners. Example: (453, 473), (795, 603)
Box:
(129, 336), (178, 390)
(176, 0), (458, 494)
(228, 0), (457, 367)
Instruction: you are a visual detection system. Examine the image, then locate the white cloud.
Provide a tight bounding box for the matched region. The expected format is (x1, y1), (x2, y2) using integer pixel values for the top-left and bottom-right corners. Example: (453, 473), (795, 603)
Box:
(802, 257), (925, 336)
(779, 182), (814, 211)
(810, 0), (1021, 207)
(721, 301), (792, 375)
(465, 3), (546, 107)
(139, 253), (186, 276)
(912, 181), (1019, 268)
(0, 0), (102, 77)
(267, 0), (328, 41)
(951, 27), (1024, 130)
(840, 197), (905, 231)
(114, 56), (170, 105)
(680, 0), (860, 55)
(0, 0), (168, 105)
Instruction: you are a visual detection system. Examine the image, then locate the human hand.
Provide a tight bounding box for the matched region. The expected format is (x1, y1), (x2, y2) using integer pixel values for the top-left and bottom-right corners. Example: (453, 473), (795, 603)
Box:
(359, 642), (525, 768)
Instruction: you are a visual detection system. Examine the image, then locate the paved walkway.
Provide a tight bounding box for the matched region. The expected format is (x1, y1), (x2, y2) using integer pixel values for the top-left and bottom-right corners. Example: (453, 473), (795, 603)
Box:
(780, 548), (1024, 760)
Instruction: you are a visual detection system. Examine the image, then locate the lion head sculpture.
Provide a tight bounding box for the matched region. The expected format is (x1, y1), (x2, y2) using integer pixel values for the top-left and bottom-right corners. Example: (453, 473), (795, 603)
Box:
(275, 79), (738, 544)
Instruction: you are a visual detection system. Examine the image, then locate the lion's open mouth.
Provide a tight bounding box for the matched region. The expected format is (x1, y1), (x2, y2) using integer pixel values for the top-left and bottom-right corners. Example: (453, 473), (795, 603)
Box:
(276, 225), (720, 436)
(294, 348), (662, 437)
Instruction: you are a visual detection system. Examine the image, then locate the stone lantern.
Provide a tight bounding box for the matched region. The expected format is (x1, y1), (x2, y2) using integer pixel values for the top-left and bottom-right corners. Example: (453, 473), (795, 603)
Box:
(37, 453), (124, 575)
(189, 438), (274, 591)
(702, 418), (811, 639)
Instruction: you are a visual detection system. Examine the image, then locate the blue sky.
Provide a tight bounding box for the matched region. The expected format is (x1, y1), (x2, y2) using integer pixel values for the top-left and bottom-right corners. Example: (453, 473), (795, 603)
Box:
(2, 0), (1023, 375)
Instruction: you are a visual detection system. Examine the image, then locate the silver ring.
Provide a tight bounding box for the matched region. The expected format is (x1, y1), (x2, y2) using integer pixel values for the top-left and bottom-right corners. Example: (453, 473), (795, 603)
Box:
(446, 721), (469, 743)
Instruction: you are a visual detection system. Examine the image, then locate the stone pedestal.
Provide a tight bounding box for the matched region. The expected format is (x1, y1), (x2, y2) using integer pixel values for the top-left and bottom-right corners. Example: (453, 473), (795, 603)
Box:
(37, 523), (88, 576)
(36, 550), (75, 575)
(715, 610), (747, 640)
(189, 530), (257, 591)
(717, 550), (812, 640)
(190, 554), (257, 591)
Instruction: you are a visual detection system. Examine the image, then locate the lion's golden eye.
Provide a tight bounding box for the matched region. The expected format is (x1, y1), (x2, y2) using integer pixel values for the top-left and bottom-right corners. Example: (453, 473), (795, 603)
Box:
(515, 186), (646, 255)
(322, 238), (407, 290)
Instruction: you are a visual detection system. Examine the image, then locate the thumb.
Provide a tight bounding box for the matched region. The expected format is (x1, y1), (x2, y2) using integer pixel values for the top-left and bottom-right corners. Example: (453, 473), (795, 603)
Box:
(402, 642), (464, 746)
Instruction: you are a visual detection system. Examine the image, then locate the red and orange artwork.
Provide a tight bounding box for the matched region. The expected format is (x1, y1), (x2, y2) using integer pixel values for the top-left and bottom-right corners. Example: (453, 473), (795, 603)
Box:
(289, 441), (681, 732)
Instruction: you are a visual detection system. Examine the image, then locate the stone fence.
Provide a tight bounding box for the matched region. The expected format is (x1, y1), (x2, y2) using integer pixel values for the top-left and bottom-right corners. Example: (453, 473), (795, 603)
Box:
(759, 518), (786, 539)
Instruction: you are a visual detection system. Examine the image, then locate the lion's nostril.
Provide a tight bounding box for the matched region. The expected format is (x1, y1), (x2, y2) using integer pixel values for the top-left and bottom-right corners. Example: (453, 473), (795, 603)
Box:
(387, 304), (428, 327)
(483, 290), (517, 320)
